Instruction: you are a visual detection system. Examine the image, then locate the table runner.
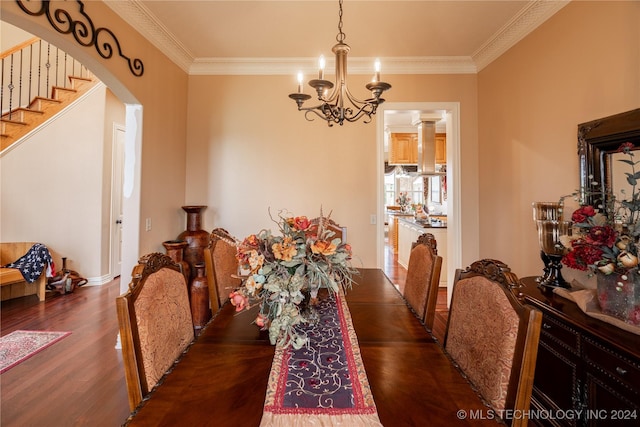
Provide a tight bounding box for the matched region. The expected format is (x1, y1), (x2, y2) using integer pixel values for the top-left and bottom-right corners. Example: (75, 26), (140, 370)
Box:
(260, 291), (382, 427)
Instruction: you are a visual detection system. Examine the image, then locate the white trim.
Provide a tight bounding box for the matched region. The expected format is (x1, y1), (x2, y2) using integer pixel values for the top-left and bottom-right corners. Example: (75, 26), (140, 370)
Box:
(119, 104), (143, 293)
(473, 0), (570, 71)
(190, 56), (477, 76)
(104, 0), (193, 72)
(110, 123), (125, 280)
(83, 274), (114, 286)
(377, 102), (461, 306)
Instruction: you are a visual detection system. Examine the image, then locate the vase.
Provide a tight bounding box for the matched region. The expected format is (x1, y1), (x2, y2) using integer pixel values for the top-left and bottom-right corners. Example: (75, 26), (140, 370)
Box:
(596, 270), (640, 325)
(162, 240), (190, 286)
(190, 263), (212, 333)
(177, 205), (209, 283)
(535, 219), (572, 289)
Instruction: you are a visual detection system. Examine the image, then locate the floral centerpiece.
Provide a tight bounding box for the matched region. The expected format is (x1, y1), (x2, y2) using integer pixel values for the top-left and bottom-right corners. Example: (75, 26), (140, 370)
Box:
(396, 192), (411, 212)
(229, 209), (357, 349)
(559, 142), (640, 325)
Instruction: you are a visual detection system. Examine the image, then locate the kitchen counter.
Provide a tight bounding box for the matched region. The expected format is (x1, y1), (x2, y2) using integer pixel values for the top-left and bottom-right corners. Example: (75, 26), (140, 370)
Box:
(386, 211), (414, 255)
(396, 217), (447, 286)
(397, 216), (447, 229)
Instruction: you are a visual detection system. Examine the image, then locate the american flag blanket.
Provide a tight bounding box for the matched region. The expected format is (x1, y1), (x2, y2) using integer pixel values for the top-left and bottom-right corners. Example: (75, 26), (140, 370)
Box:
(3, 243), (55, 283)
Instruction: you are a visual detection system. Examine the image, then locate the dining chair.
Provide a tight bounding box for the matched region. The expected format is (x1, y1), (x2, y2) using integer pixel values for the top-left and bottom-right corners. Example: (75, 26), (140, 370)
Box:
(310, 216), (347, 242)
(115, 252), (195, 411)
(443, 259), (542, 427)
(204, 228), (241, 313)
(403, 233), (443, 330)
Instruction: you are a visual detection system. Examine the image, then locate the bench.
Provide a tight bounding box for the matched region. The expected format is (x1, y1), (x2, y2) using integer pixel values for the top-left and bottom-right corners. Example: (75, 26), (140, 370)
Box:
(1, 242), (47, 302)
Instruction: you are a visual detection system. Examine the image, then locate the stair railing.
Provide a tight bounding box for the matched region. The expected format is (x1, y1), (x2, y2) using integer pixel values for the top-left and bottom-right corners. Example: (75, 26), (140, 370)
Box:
(1, 37), (91, 120)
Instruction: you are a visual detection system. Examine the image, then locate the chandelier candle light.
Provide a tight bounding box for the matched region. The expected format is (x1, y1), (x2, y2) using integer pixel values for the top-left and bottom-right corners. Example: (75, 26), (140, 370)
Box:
(289, 0), (391, 126)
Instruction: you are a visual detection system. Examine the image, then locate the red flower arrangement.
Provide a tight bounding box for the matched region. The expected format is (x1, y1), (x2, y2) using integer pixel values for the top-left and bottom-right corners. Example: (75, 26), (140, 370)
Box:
(560, 142), (640, 275)
(559, 142), (640, 325)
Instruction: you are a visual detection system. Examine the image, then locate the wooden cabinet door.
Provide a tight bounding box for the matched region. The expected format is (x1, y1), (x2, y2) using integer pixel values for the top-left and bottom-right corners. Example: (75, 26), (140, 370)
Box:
(389, 133), (418, 164)
(435, 133), (446, 164)
(389, 215), (399, 254)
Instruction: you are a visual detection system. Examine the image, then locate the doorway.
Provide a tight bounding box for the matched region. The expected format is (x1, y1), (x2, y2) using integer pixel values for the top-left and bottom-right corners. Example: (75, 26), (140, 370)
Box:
(377, 102), (461, 305)
(110, 124), (125, 278)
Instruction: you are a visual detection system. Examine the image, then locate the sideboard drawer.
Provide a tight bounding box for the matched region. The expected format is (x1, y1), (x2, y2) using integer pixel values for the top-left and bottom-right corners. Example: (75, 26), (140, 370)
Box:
(540, 313), (580, 356)
(583, 336), (640, 396)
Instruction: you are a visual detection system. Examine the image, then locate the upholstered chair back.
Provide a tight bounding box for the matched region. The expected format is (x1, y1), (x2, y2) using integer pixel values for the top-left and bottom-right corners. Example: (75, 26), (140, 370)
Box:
(444, 259), (542, 426)
(205, 228), (241, 313)
(310, 216), (347, 243)
(403, 233), (443, 329)
(116, 253), (195, 411)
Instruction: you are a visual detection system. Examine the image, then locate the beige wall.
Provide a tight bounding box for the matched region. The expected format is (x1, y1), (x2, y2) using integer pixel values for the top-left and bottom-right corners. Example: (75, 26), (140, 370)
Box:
(1, 85), (109, 278)
(186, 73), (479, 267)
(0, 21), (32, 50)
(1, 1), (189, 286)
(478, 1), (640, 279)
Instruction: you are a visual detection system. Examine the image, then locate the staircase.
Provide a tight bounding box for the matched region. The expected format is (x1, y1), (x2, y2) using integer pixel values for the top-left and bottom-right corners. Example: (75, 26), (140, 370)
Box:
(1, 37), (97, 152)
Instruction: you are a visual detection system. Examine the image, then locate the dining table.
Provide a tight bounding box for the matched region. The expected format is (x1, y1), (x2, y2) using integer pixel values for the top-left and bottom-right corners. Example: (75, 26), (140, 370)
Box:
(124, 268), (498, 426)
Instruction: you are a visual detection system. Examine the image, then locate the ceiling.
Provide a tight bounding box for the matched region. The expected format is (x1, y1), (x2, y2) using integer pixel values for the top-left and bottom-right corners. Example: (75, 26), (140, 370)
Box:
(106, 1), (569, 76)
(104, 1), (569, 132)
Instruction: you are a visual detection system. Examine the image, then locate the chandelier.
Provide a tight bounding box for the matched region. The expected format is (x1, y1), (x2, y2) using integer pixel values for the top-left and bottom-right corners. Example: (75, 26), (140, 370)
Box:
(288, 0), (391, 126)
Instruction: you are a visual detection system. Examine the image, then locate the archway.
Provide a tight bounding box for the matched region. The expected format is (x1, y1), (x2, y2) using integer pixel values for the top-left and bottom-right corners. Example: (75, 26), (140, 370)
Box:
(1, 10), (142, 288)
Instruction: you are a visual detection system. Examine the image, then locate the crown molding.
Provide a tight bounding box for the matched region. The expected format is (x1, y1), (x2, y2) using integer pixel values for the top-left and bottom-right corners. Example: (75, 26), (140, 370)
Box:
(473, 0), (570, 71)
(105, 0), (194, 73)
(190, 56), (477, 76)
(107, 0), (569, 76)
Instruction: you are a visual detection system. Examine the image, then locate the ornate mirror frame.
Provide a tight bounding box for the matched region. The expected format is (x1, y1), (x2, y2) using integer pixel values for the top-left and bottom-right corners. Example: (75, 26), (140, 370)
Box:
(578, 108), (640, 215)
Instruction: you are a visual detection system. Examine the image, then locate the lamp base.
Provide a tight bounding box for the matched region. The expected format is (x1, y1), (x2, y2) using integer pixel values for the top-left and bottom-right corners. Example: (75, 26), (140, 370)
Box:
(538, 253), (570, 289)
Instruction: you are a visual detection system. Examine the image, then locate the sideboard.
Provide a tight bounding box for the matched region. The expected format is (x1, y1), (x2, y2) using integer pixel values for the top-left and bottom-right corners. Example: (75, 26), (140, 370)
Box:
(520, 277), (640, 427)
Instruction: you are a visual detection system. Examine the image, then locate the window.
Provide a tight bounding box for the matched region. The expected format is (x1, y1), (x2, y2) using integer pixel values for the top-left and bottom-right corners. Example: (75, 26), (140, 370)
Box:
(384, 174), (396, 207)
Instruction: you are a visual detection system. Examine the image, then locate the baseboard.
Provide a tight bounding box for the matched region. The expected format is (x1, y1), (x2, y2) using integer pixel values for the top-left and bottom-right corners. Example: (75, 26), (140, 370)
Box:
(84, 274), (113, 286)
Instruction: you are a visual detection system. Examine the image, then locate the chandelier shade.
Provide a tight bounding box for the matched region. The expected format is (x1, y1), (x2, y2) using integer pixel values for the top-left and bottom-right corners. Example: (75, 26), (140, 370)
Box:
(289, 0), (391, 127)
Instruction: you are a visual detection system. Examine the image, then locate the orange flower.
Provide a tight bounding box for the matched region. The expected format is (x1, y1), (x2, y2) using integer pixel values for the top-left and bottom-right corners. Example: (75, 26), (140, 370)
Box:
(310, 240), (337, 256)
(272, 237), (297, 261)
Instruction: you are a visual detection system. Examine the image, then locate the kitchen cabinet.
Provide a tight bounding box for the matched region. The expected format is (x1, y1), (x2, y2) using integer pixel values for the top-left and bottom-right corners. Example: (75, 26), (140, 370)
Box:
(520, 278), (640, 427)
(396, 218), (447, 287)
(387, 212), (413, 255)
(388, 214), (399, 255)
(389, 133), (418, 164)
(397, 220), (416, 268)
(435, 133), (446, 164)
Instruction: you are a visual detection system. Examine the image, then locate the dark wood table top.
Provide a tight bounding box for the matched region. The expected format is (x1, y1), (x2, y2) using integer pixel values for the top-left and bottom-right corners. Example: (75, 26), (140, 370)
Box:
(126, 268), (496, 427)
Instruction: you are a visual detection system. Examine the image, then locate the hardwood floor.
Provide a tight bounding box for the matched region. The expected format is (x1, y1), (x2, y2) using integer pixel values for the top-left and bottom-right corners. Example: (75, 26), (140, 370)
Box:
(1, 280), (130, 427)
(0, 239), (447, 427)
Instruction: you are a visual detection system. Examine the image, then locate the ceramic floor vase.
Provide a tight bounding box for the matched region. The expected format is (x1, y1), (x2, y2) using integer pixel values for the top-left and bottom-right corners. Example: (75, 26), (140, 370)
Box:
(177, 205), (209, 282)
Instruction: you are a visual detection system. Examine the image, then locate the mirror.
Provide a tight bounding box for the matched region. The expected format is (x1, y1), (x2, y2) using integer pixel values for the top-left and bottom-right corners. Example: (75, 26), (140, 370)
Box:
(578, 108), (640, 216)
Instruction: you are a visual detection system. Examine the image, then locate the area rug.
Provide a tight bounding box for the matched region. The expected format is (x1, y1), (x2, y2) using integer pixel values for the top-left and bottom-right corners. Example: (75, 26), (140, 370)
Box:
(0, 330), (71, 373)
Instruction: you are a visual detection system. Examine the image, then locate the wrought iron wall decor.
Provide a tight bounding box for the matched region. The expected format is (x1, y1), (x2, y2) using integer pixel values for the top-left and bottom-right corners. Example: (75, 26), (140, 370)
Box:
(15, 0), (144, 77)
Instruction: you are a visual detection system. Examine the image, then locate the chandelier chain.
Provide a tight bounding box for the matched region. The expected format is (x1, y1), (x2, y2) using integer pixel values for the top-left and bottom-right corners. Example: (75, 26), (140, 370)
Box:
(336, 0), (345, 43)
